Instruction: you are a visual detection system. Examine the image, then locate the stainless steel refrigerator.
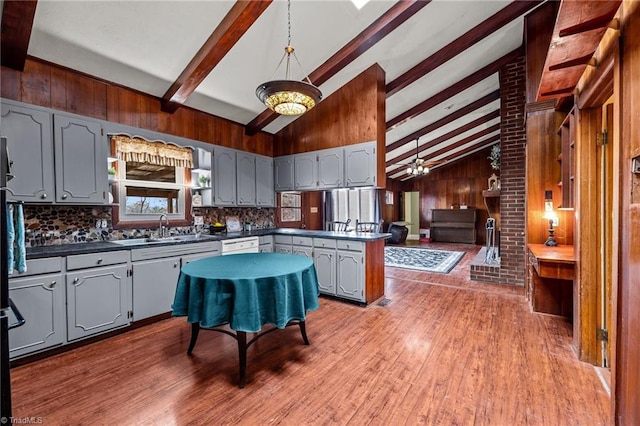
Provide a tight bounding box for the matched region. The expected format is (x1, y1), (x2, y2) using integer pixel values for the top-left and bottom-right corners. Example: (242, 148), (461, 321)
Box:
(1, 136), (24, 419)
(323, 187), (382, 230)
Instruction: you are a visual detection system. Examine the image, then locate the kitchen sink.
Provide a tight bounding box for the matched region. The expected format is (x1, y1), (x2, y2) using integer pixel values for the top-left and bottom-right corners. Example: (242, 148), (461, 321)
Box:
(110, 234), (213, 246)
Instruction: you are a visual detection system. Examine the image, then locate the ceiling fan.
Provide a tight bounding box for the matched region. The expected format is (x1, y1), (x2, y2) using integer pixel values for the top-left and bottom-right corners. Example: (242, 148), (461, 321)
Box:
(395, 138), (445, 177)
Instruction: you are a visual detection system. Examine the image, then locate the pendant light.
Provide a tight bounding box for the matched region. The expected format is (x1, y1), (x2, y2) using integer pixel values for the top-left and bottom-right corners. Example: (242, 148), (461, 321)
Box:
(406, 138), (429, 176)
(256, 0), (322, 116)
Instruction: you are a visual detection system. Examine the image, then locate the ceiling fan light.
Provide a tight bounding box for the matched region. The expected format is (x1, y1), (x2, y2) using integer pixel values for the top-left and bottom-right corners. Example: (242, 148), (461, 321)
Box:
(412, 168), (418, 176)
(424, 166), (429, 174)
(417, 165), (423, 173)
(406, 167), (413, 175)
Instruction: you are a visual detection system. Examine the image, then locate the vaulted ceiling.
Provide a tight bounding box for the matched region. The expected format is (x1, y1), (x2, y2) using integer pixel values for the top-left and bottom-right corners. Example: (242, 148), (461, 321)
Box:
(2, 0), (548, 181)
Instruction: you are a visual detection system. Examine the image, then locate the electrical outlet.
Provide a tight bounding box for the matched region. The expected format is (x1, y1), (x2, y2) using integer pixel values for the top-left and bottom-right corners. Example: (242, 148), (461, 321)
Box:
(193, 216), (204, 225)
(96, 220), (102, 229)
(101, 219), (108, 228)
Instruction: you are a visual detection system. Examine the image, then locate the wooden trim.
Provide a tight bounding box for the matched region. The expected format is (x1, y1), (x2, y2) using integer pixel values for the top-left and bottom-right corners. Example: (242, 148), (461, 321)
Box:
(386, 0), (543, 97)
(386, 47), (523, 130)
(0, 0), (38, 71)
(364, 239), (385, 304)
(244, 0), (430, 135)
(577, 50), (615, 109)
(161, 0), (272, 112)
(525, 100), (558, 114)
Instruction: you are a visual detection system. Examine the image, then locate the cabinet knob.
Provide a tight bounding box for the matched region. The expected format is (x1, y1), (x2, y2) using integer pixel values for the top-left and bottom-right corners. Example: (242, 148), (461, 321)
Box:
(96, 258), (103, 264)
(173, 263), (178, 268)
(41, 193), (47, 199)
(45, 281), (56, 290)
(73, 278), (79, 284)
(61, 194), (68, 200)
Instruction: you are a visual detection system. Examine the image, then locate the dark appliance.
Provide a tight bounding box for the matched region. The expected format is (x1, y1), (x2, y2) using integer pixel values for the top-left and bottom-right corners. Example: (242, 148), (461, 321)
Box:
(1, 136), (25, 419)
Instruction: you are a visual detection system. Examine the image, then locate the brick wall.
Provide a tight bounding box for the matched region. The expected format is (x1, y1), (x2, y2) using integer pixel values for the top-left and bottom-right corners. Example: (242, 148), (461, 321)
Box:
(498, 55), (527, 286)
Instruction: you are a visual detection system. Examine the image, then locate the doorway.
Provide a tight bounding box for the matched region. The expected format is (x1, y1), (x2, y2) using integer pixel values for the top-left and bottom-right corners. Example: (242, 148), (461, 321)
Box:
(402, 191), (420, 240)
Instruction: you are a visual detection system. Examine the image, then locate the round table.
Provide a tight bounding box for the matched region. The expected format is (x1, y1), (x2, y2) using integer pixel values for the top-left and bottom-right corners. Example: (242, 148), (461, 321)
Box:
(172, 252), (320, 387)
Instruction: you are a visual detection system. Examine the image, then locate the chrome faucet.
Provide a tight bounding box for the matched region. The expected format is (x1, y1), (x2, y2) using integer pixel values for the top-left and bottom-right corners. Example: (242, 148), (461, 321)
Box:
(159, 214), (169, 238)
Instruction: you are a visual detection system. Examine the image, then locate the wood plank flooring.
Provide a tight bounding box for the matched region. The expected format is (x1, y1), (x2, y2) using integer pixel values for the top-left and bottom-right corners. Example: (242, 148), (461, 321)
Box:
(10, 243), (610, 425)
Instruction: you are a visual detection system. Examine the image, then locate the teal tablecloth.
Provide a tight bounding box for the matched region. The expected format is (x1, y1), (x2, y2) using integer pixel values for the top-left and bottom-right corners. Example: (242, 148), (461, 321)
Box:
(172, 253), (320, 333)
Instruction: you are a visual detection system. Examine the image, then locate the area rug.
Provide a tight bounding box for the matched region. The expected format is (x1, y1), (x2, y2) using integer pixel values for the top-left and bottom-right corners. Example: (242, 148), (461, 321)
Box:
(384, 246), (465, 273)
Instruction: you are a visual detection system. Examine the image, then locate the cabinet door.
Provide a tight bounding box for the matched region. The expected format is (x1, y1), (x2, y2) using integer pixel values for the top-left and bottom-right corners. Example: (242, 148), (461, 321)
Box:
(259, 244), (274, 253)
(66, 265), (131, 340)
(8, 273), (64, 358)
(213, 146), (237, 206)
(292, 245), (313, 259)
(53, 114), (107, 203)
(313, 248), (336, 295)
(236, 152), (256, 206)
(337, 250), (365, 302)
(256, 155), (275, 207)
(1, 101), (55, 202)
(132, 257), (181, 321)
(318, 148), (344, 189)
(344, 142), (377, 187)
(294, 152), (318, 190)
(274, 155), (295, 191)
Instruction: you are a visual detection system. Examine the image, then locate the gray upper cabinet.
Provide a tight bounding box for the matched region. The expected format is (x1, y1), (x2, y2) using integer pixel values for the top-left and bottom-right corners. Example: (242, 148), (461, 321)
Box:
(317, 148), (344, 189)
(255, 154), (275, 207)
(294, 152), (318, 190)
(213, 146), (237, 206)
(1, 100), (55, 202)
(236, 151), (256, 206)
(274, 155), (295, 191)
(53, 114), (107, 204)
(344, 142), (377, 187)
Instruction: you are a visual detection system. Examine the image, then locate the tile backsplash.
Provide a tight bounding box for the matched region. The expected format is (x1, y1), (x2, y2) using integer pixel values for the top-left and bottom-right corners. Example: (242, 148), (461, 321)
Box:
(23, 205), (275, 246)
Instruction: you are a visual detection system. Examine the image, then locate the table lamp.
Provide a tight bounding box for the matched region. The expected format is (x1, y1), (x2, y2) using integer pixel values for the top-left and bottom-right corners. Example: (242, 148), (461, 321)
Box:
(543, 190), (558, 246)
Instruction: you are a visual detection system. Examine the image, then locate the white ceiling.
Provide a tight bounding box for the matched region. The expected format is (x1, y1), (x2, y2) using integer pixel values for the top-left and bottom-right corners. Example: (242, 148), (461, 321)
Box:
(26, 0), (533, 181)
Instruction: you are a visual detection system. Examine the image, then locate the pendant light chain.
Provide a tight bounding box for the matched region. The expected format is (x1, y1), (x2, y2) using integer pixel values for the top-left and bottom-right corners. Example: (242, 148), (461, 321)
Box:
(287, 0), (291, 47)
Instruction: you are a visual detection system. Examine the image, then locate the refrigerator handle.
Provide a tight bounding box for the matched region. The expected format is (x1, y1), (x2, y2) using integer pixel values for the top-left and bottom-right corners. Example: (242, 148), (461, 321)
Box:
(7, 298), (25, 330)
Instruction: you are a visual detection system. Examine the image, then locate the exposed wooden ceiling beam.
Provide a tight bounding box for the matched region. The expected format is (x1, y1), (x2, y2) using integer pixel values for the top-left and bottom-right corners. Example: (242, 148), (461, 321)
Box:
(244, 0), (431, 135)
(385, 89), (499, 152)
(386, 0), (543, 97)
(395, 135), (499, 180)
(386, 46), (522, 130)
(1, 0), (38, 71)
(386, 115), (500, 172)
(161, 0), (273, 113)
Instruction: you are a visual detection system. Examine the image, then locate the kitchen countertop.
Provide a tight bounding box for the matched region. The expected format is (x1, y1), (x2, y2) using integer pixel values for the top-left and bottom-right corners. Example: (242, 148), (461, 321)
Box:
(26, 228), (391, 259)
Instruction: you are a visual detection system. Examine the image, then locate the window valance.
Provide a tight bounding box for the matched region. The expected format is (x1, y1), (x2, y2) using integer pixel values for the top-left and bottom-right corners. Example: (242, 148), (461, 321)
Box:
(111, 135), (193, 168)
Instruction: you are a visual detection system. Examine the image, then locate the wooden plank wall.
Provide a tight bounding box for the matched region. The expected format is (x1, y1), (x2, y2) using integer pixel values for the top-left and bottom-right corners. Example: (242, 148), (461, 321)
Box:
(616, 1), (640, 423)
(401, 148), (494, 245)
(0, 58), (274, 156)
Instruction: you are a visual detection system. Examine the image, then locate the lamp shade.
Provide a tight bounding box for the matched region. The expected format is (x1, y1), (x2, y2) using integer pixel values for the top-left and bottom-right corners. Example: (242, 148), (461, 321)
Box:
(256, 80), (322, 116)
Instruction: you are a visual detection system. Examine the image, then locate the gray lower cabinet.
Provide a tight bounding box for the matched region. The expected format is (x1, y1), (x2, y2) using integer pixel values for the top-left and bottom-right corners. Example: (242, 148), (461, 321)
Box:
(53, 113), (107, 204)
(275, 244), (292, 254)
(274, 155), (295, 191)
(132, 257), (181, 321)
(213, 146), (237, 206)
(1, 100), (55, 202)
(8, 270), (65, 359)
(236, 152), (256, 206)
(259, 235), (274, 253)
(292, 236), (313, 259)
(66, 263), (131, 341)
(336, 241), (365, 302)
(274, 235), (293, 254)
(313, 246), (336, 295)
(344, 142), (377, 187)
(255, 155), (275, 207)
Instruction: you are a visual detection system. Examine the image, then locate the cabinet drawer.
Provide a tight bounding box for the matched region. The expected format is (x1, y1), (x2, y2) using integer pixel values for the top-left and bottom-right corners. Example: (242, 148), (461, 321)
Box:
(274, 235), (293, 245)
(292, 236), (313, 246)
(12, 257), (63, 277)
(131, 241), (220, 261)
(66, 251), (129, 270)
(337, 240), (364, 252)
(314, 238), (336, 249)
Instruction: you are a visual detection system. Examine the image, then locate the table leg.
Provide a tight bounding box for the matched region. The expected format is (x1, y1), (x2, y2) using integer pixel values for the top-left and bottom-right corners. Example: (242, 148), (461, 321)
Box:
(237, 331), (247, 388)
(187, 323), (200, 354)
(298, 320), (310, 345)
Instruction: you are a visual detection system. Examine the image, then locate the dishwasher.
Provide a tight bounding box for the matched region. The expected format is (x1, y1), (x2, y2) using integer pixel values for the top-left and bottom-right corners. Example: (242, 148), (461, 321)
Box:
(220, 237), (259, 255)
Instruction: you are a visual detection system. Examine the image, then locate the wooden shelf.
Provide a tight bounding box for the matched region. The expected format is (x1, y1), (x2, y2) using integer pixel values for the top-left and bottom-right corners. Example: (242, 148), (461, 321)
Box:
(482, 189), (501, 198)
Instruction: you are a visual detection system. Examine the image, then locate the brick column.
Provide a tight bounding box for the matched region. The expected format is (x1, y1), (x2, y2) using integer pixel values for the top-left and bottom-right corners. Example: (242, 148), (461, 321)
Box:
(498, 55), (527, 286)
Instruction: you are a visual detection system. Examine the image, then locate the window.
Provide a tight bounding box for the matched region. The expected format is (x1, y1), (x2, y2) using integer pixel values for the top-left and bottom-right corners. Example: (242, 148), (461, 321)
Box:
(280, 192), (301, 222)
(110, 135), (193, 227)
